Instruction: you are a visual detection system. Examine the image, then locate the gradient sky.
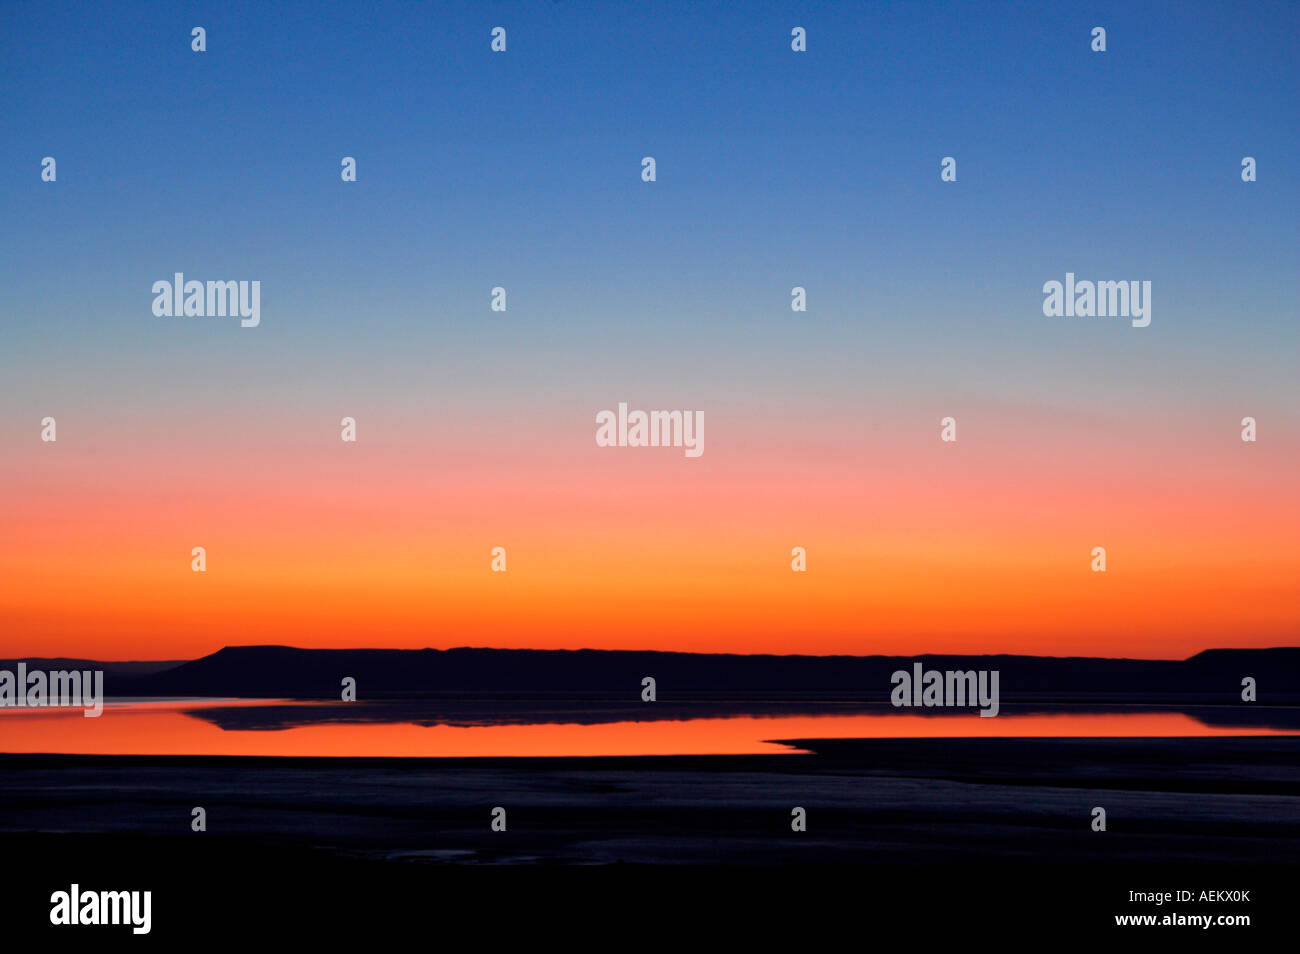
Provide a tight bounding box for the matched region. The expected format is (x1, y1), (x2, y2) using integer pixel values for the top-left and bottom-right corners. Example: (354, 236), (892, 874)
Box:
(1, 1), (1297, 660)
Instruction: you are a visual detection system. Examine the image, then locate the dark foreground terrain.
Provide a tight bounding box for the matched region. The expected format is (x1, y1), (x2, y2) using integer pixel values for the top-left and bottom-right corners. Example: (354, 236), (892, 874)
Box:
(5, 737), (1298, 864)
(1, 736), (1296, 940)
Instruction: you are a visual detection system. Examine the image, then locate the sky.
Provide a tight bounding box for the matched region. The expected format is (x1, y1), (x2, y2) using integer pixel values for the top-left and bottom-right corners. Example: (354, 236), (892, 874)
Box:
(1, 1), (1297, 660)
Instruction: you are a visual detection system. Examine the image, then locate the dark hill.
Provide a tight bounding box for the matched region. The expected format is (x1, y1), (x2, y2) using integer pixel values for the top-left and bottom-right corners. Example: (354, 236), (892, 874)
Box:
(74, 644), (1300, 702)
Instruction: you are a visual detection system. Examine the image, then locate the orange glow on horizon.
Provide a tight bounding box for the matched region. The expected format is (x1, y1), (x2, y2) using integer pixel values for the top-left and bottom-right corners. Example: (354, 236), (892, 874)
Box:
(2, 416), (1297, 660)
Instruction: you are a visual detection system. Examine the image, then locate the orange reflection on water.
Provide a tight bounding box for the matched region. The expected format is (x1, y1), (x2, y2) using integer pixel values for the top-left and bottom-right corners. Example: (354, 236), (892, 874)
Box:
(0, 702), (1295, 757)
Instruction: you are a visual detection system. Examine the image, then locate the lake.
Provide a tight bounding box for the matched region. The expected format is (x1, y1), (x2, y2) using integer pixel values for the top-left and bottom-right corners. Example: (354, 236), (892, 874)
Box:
(1, 698), (1296, 756)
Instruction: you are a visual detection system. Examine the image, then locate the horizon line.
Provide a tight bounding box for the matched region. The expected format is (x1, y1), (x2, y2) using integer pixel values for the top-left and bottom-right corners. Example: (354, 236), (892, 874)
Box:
(5, 643), (1299, 667)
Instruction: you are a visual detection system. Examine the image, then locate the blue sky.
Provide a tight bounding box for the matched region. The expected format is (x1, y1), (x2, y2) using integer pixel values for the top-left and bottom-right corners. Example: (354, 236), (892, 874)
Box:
(1, 0), (1296, 423)
(2, 1), (1298, 659)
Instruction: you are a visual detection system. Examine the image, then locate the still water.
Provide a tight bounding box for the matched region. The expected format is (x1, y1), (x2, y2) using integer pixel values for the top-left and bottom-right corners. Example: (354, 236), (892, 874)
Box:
(1, 698), (1296, 756)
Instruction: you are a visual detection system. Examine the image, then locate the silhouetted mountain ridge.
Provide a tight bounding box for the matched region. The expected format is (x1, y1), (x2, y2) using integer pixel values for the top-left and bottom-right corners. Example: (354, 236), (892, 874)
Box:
(0, 658), (186, 676)
(57, 644), (1300, 701)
